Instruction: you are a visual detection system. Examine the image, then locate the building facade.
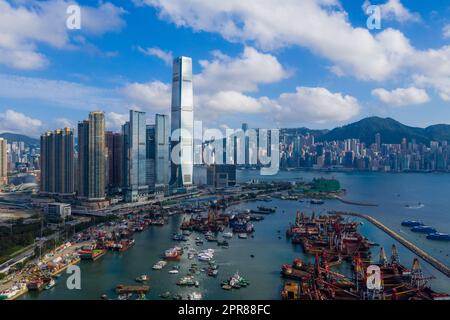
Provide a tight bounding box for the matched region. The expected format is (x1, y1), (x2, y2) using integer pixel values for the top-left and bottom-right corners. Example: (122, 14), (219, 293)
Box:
(170, 56), (194, 188)
(77, 111), (106, 201)
(123, 110), (148, 202)
(146, 124), (155, 193)
(40, 128), (74, 196)
(155, 114), (170, 194)
(0, 138), (7, 186)
(105, 131), (123, 193)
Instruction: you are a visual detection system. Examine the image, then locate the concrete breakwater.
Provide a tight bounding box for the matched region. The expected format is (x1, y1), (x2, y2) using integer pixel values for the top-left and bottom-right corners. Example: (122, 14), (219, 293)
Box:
(334, 211), (450, 278)
(333, 195), (378, 207)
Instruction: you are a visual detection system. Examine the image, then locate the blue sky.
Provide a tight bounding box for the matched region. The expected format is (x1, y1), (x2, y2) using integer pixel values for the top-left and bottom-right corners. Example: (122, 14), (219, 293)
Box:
(0, 0), (449, 137)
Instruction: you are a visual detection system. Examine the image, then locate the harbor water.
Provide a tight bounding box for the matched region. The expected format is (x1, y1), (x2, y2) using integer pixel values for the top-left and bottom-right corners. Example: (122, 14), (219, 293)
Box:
(22, 171), (450, 299)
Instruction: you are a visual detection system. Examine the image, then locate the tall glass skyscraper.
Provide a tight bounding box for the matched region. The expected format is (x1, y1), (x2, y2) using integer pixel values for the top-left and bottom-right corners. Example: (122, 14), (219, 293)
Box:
(155, 114), (170, 194)
(170, 56), (194, 188)
(123, 110), (148, 202)
(0, 138), (7, 186)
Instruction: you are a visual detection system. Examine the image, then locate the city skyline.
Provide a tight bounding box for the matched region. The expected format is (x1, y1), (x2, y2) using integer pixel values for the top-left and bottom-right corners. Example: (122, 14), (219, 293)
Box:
(0, 0), (449, 137)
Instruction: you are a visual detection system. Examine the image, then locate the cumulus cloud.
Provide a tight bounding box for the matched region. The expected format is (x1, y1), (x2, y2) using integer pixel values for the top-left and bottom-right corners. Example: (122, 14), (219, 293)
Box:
(0, 0), (126, 70)
(121, 81), (171, 111)
(106, 112), (129, 130)
(275, 87), (360, 124)
(363, 0), (420, 23)
(0, 109), (43, 136)
(372, 87), (430, 107)
(195, 47), (290, 93)
(138, 46), (173, 65)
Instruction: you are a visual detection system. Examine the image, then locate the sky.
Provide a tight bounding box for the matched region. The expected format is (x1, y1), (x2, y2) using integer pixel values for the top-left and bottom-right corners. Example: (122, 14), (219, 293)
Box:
(0, 0), (449, 137)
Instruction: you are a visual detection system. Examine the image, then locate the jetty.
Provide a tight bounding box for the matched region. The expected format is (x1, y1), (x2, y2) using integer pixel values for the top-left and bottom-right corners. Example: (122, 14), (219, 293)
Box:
(333, 195), (378, 207)
(334, 211), (450, 278)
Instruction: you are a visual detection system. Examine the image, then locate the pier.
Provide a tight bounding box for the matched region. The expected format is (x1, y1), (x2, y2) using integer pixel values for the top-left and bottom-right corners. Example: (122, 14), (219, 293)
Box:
(335, 211), (450, 278)
(333, 196), (378, 207)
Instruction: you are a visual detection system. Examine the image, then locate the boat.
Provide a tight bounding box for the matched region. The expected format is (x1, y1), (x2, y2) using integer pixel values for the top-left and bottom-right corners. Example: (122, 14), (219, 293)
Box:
(44, 279), (56, 290)
(238, 233), (248, 239)
(152, 260), (167, 270)
(169, 270), (179, 274)
(222, 271), (250, 289)
(164, 247), (182, 261)
(411, 225), (437, 233)
(159, 291), (171, 299)
(79, 249), (106, 261)
(256, 206), (276, 213)
(135, 274), (149, 282)
(176, 276), (196, 286)
(222, 232), (233, 238)
(217, 240), (229, 247)
(401, 220), (424, 227)
(405, 202), (424, 209)
(310, 199), (324, 205)
(198, 249), (215, 261)
(27, 279), (45, 291)
(426, 233), (450, 241)
(188, 292), (203, 300)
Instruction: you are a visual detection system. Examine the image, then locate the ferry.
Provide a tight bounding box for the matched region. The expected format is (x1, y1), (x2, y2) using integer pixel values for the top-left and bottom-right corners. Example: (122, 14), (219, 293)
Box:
(401, 220), (424, 227)
(411, 225), (437, 233)
(426, 233), (450, 241)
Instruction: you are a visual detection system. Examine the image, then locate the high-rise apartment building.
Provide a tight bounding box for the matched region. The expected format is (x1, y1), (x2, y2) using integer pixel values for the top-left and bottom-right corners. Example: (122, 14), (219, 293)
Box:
(40, 128), (74, 195)
(0, 138), (8, 186)
(146, 124), (155, 193)
(77, 111), (106, 201)
(170, 56), (194, 188)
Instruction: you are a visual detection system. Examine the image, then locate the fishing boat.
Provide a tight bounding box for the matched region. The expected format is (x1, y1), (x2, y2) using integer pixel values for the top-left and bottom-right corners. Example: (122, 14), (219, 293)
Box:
(411, 225), (437, 233)
(238, 233), (248, 239)
(176, 276), (196, 286)
(165, 247), (182, 261)
(169, 269), (179, 274)
(426, 233), (450, 241)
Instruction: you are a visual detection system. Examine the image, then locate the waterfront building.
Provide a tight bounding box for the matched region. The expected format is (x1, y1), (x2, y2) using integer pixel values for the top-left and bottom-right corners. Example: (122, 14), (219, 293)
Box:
(155, 114), (170, 195)
(123, 110), (148, 202)
(0, 138), (7, 186)
(40, 128), (74, 196)
(105, 131), (123, 193)
(206, 164), (236, 188)
(44, 202), (71, 220)
(170, 56), (194, 188)
(77, 111), (106, 201)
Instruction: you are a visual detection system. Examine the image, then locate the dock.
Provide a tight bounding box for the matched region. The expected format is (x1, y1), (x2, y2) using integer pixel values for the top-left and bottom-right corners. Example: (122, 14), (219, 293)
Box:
(335, 211), (450, 278)
(333, 196), (378, 207)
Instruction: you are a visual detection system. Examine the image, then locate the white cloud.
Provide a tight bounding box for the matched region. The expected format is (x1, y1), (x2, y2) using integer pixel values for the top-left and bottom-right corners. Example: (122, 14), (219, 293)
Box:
(0, 109), (43, 136)
(54, 117), (74, 128)
(122, 81), (171, 111)
(199, 91), (266, 114)
(0, 0), (126, 70)
(443, 24), (450, 39)
(106, 112), (129, 130)
(363, 0), (420, 23)
(195, 47), (290, 93)
(143, 0), (417, 81)
(275, 87), (360, 124)
(138, 46), (173, 65)
(372, 87), (430, 107)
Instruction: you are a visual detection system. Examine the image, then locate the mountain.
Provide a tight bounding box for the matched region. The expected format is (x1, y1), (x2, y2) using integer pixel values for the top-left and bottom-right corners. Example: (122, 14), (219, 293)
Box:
(0, 132), (39, 146)
(316, 117), (450, 145)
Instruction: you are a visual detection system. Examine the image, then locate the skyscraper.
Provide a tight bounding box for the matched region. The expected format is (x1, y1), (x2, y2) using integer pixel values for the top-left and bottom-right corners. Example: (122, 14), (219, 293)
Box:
(155, 114), (170, 194)
(77, 111), (106, 201)
(170, 56), (194, 188)
(123, 110), (148, 202)
(0, 138), (7, 186)
(105, 131), (123, 193)
(40, 128), (74, 196)
(146, 124), (155, 193)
